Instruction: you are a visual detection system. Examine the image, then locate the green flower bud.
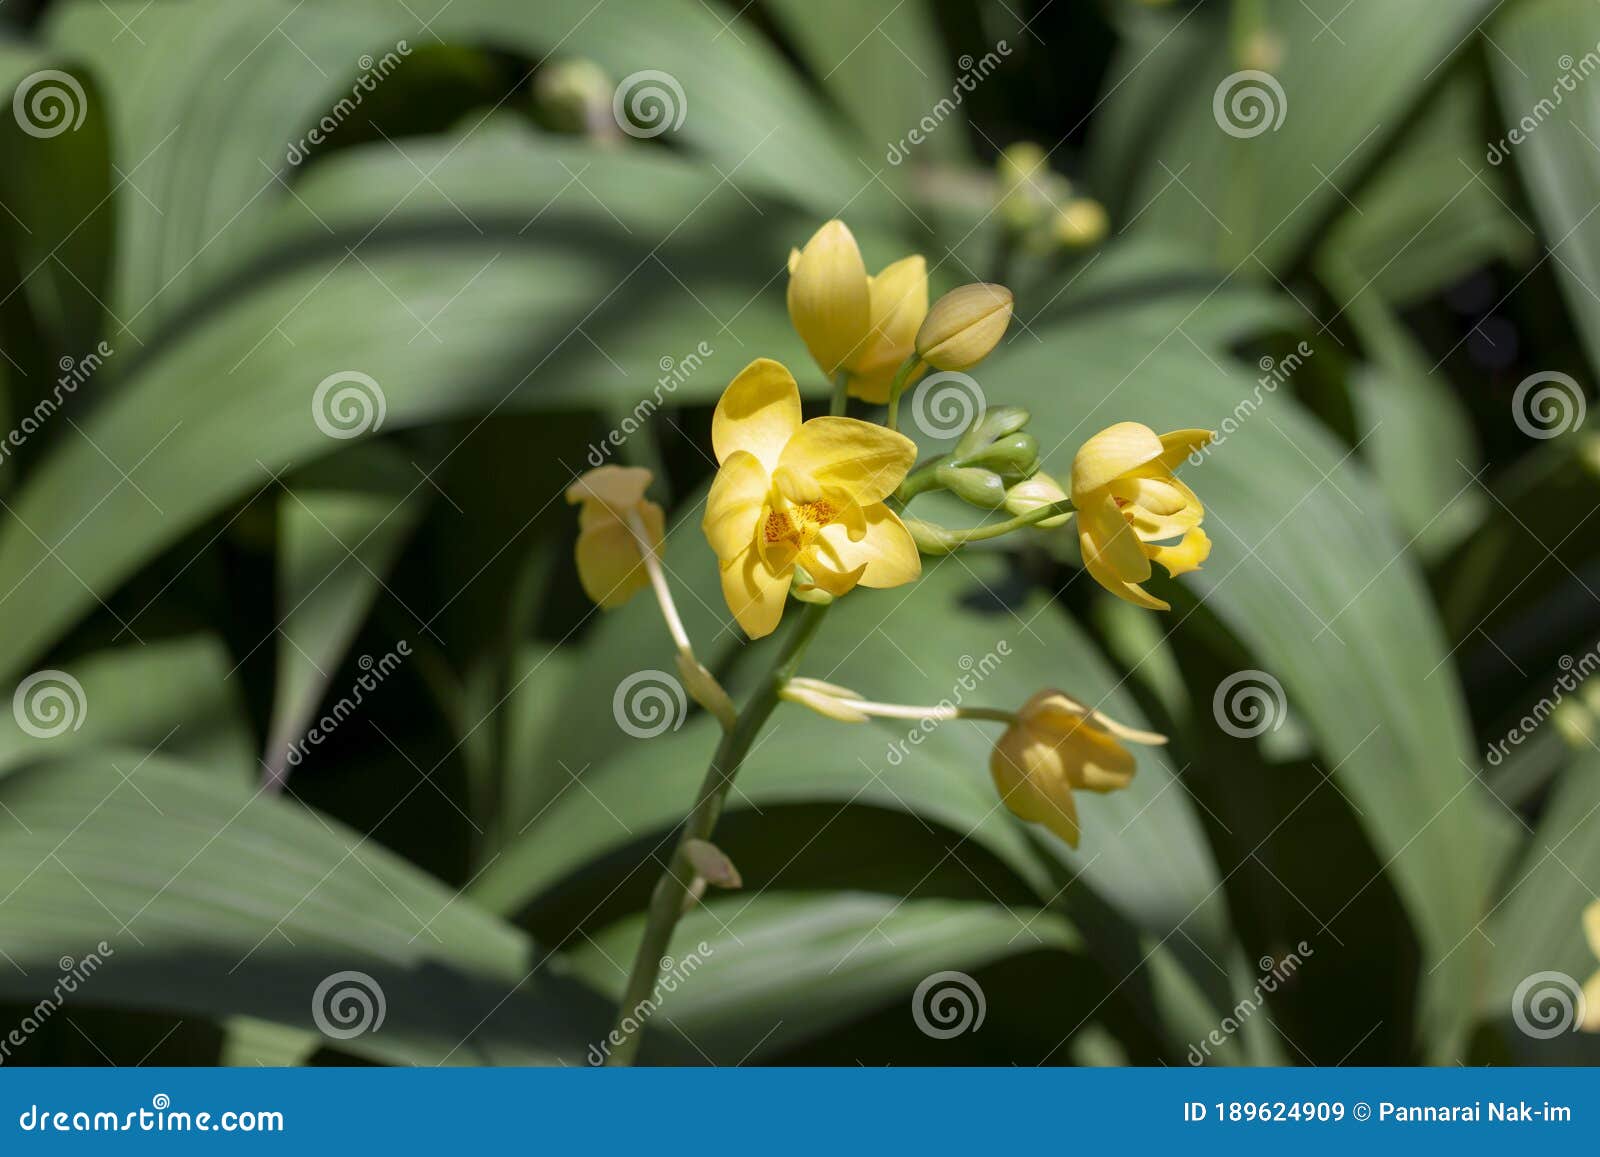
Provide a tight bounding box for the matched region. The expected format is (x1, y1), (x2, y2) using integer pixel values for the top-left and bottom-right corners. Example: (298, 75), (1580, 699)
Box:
(962, 431), (1039, 479)
(935, 463), (1008, 508)
(954, 405), (1031, 459)
(1004, 472), (1072, 528)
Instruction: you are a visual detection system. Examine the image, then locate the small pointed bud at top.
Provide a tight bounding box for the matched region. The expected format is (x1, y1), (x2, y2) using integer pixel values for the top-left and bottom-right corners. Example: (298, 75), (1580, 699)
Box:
(916, 283), (1014, 370)
(534, 59), (617, 140)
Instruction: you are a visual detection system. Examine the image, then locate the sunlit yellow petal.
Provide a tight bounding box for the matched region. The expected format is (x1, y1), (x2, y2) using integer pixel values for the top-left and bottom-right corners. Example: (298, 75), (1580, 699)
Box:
(775, 417), (916, 505)
(720, 547), (792, 639)
(990, 732), (1080, 848)
(1157, 428), (1214, 469)
(1584, 899), (1600, 960)
(1081, 532), (1168, 610)
(786, 220), (870, 375)
(712, 358), (802, 471)
(807, 502), (921, 589)
(1070, 422), (1164, 498)
(702, 450), (769, 563)
(1078, 496), (1151, 584)
(852, 255), (928, 377)
(1061, 726), (1138, 793)
(847, 358), (925, 405)
(1584, 970), (1600, 1032)
(1148, 525), (1211, 578)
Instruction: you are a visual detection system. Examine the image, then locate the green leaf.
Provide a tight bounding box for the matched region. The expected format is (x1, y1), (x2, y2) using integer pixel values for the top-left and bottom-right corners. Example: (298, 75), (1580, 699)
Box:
(0, 753), (608, 1065)
(265, 443), (427, 787)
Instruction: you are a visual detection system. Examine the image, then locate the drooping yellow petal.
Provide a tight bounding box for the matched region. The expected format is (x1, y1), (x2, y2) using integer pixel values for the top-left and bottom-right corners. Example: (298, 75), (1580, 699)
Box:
(720, 546), (792, 639)
(1584, 899), (1600, 960)
(786, 220), (870, 375)
(990, 732), (1081, 848)
(1148, 525), (1211, 578)
(851, 255), (928, 378)
(1021, 691), (1168, 748)
(807, 502), (921, 589)
(1583, 969), (1600, 1033)
(712, 358), (803, 471)
(1078, 495), (1151, 584)
(1157, 428), (1214, 469)
(702, 450), (769, 563)
(573, 501), (663, 610)
(774, 417), (916, 505)
(1070, 422), (1164, 499)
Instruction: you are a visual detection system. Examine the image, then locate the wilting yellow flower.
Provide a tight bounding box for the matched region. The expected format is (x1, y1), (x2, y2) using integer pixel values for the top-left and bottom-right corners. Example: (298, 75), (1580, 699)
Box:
(1071, 422), (1213, 611)
(566, 466), (664, 609)
(786, 220), (928, 403)
(990, 690), (1165, 848)
(916, 283), (1014, 370)
(1583, 900), (1600, 1032)
(703, 359), (920, 638)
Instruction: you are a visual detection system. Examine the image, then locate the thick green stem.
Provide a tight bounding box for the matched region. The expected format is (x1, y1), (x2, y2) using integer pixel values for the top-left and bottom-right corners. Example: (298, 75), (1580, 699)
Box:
(603, 601), (831, 1065)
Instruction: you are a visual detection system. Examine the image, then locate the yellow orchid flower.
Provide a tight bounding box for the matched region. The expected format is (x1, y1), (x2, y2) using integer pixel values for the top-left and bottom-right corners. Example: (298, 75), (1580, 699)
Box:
(1583, 900), (1600, 1032)
(565, 465), (664, 609)
(990, 690), (1165, 848)
(786, 220), (928, 403)
(1071, 421), (1214, 611)
(703, 358), (921, 638)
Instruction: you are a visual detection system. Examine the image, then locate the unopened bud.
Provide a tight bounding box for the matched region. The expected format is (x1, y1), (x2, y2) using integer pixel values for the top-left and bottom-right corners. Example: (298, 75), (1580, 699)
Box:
(683, 838), (742, 889)
(1054, 198), (1109, 248)
(780, 676), (869, 723)
(955, 405), (1031, 459)
(935, 463), (1008, 508)
(962, 431), (1039, 479)
(675, 652), (736, 732)
(1004, 472), (1072, 528)
(916, 284), (1014, 371)
(534, 59), (618, 140)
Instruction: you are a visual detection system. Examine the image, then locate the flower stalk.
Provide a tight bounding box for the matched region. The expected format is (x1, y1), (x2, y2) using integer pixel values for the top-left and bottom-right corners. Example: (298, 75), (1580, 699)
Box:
(902, 499), (1075, 555)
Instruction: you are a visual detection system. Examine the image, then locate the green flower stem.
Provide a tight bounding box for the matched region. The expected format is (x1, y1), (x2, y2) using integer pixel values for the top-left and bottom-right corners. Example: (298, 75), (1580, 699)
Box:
(604, 600), (831, 1065)
(903, 500), (1075, 555)
(895, 460), (946, 504)
(884, 356), (924, 432)
(829, 369), (850, 415)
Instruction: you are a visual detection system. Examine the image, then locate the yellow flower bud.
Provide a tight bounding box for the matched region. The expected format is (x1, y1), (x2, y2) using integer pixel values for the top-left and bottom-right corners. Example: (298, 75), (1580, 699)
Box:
(915, 283), (1014, 370)
(785, 220), (871, 376)
(998, 142), (1052, 232)
(1004, 472), (1072, 528)
(1054, 198), (1109, 248)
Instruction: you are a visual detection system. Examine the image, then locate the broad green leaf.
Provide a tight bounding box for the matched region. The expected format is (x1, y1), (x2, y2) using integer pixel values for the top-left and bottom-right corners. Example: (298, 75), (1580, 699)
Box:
(265, 443), (426, 787)
(0, 753), (608, 1065)
(0, 636), (253, 780)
